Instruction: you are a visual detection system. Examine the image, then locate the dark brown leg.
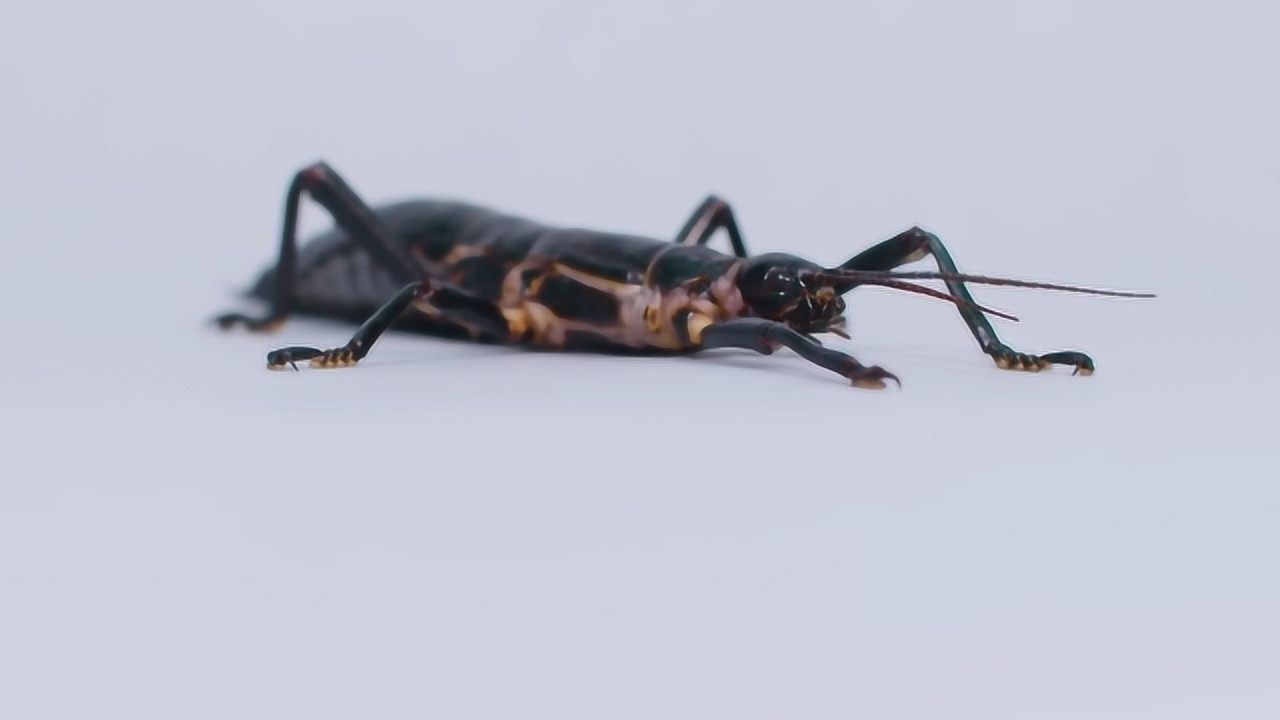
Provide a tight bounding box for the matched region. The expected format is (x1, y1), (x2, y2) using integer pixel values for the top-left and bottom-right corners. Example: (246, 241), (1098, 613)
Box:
(674, 195), (749, 257)
(215, 161), (418, 331)
(840, 227), (1094, 374)
(266, 280), (512, 370)
(699, 318), (898, 389)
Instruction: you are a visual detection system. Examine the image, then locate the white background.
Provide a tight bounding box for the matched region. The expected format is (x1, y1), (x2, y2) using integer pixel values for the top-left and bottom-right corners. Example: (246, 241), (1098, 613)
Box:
(3, 1), (1277, 718)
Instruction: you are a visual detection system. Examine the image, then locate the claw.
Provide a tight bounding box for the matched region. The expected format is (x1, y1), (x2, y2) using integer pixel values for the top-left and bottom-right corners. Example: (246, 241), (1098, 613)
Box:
(266, 345), (325, 371)
(849, 366), (899, 390)
(266, 349), (290, 370)
(1040, 350), (1095, 376)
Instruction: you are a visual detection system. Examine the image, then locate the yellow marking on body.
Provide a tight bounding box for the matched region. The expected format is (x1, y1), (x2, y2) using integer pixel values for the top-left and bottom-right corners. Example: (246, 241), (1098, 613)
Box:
(687, 313), (715, 344)
(644, 306), (660, 332)
(527, 273), (547, 296)
(502, 308), (529, 336)
(552, 262), (638, 296)
(499, 263), (535, 309)
(488, 257), (748, 353)
(523, 302), (566, 345)
(442, 244), (488, 265)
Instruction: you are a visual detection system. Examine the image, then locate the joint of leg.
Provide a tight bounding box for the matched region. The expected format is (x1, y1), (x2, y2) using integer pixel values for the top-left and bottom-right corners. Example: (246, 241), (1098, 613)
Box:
(301, 161), (331, 183)
(755, 325), (781, 354)
(906, 225), (934, 245)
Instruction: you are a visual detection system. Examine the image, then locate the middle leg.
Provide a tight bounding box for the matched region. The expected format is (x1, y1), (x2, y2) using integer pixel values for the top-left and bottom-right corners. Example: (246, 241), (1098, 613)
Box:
(840, 227), (1095, 374)
(674, 195), (749, 257)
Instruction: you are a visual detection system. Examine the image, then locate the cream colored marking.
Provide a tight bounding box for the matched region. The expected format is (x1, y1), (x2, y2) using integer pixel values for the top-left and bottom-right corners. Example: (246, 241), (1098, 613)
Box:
(523, 302), (566, 345)
(553, 262), (638, 296)
(502, 307), (529, 336)
(904, 247), (929, 263)
(687, 313), (715, 344)
(409, 243), (490, 277)
(644, 306), (660, 332)
(1077, 367), (1094, 376)
(442, 244), (488, 264)
(499, 262), (535, 309)
(489, 256), (749, 351)
(412, 297), (441, 316)
(406, 242), (741, 351)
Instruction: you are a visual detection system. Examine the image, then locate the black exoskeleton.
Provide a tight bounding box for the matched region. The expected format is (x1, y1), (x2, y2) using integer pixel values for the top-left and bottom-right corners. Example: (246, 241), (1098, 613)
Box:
(217, 162), (1151, 388)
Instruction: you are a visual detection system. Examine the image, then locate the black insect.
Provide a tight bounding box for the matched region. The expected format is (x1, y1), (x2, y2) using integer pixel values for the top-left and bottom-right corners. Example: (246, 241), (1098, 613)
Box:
(216, 162), (1152, 388)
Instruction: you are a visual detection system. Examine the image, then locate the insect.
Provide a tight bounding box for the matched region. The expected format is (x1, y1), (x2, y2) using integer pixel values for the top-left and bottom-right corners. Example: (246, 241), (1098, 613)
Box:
(216, 161), (1152, 388)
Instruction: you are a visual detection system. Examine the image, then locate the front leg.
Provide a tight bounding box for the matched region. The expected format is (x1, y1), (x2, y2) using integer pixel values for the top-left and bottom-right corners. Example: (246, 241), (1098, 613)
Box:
(698, 318), (898, 389)
(840, 227), (1094, 374)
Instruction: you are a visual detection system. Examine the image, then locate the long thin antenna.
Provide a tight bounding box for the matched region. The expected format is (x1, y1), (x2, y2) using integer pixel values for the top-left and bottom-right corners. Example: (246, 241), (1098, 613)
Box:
(814, 269), (1156, 299)
(859, 279), (1020, 321)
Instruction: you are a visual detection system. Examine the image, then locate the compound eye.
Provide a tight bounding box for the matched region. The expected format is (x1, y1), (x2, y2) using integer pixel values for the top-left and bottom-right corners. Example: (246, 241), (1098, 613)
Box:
(764, 268), (797, 295)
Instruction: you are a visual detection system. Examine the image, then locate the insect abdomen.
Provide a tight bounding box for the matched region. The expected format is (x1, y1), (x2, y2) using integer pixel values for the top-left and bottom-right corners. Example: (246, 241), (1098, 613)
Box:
(247, 199), (745, 349)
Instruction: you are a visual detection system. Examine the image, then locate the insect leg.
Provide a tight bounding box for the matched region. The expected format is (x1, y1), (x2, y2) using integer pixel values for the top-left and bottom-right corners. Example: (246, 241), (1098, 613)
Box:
(674, 195), (749, 257)
(215, 161), (418, 332)
(840, 228), (1095, 374)
(699, 318), (898, 389)
(265, 280), (511, 370)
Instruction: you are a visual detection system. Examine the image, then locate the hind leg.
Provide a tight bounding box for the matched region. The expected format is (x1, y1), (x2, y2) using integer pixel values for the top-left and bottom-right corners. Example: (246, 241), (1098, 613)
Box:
(267, 280), (512, 370)
(840, 227), (1094, 374)
(216, 161), (419, 331)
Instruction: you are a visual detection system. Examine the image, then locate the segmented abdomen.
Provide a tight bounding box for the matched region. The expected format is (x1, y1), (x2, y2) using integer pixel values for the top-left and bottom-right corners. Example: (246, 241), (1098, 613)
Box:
(249, 199), (744, 350)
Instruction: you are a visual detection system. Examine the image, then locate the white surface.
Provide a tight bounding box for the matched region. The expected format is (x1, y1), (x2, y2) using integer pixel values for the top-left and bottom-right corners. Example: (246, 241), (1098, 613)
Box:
(3, 1), (1277, 718)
